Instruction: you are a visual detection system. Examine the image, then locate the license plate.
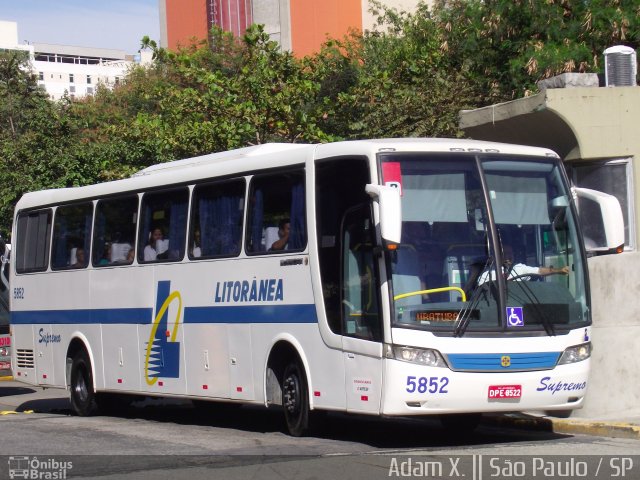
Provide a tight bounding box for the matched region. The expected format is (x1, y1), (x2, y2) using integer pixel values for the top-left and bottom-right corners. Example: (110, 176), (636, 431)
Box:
(488, 385), (522, 399)
(0, 361), (10, 370)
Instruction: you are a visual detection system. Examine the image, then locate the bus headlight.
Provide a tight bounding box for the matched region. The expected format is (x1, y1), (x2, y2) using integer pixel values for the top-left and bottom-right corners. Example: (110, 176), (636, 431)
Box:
(385, 344), (447, 368)
(558, 342), (591, 365)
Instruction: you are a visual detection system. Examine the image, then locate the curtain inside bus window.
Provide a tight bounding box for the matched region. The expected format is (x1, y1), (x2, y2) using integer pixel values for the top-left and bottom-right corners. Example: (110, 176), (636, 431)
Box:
(289, 181), (305, 250)
(198, 196), (213, 256)
(52, 216), (68, 268)
(93, 210), (106, 265)
(83, 210), (92, 257)
(250, 189), (264, 252)
(141, 204), (151, 248)
(169, 199), (187, 259)
(198, 191), (243, 256)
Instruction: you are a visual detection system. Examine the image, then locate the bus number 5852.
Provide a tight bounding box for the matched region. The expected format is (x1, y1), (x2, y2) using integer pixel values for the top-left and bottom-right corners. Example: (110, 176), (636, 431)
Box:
(406, 376), (449, 394)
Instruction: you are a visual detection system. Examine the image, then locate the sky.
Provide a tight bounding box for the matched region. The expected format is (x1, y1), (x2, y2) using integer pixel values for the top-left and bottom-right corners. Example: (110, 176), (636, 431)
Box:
(0, 0), (160, 54)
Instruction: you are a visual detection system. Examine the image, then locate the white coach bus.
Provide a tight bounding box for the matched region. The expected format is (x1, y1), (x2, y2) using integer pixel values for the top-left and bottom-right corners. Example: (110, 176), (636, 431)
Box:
(10, 139), (623, 436)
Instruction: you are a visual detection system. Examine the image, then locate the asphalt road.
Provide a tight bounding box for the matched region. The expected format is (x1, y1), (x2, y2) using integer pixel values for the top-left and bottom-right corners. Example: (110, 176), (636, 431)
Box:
(1, 380), (638, 480)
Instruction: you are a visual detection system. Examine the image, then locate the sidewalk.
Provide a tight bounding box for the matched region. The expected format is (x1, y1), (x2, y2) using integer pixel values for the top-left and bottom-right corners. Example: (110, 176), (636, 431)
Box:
(1, 377), (638, 440)
(484, 411), (640, 440)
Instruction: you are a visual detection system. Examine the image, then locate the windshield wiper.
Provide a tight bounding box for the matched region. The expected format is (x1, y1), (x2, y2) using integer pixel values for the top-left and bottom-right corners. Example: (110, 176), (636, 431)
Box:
(454, 256), (493, 337)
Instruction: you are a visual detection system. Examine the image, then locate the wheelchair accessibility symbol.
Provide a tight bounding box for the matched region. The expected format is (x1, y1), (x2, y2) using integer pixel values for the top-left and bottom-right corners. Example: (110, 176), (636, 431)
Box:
(507, 307), (524, 327)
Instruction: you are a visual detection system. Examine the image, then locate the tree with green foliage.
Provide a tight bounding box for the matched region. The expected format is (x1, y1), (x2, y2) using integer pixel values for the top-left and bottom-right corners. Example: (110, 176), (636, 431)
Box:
(0, 51), (93, 233)
(432, 0), (640, 99)
(1, 0), (638, 232)
(311, 2), (489, 140)
(0, 50), (49, 137)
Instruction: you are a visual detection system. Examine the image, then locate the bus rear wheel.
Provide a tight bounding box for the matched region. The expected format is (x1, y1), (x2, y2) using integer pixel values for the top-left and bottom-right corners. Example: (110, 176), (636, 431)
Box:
(70, 350), (98, 416)
(282, 361), (310, 437)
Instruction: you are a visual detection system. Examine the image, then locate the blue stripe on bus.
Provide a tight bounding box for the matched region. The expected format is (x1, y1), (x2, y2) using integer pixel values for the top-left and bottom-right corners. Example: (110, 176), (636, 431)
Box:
(446, 352), (560, 371)
(10, 304), (318, 325)
(184, 304), (318, 324)
(11, 308), (152, 325)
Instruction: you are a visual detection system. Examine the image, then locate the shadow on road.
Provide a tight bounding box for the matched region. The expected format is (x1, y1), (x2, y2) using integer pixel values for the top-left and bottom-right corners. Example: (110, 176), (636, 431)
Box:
(0, 385), (37, 397)
(51, 398), (571, 448)
(4, 387), (569, 449)
(16, 397), (73, 413)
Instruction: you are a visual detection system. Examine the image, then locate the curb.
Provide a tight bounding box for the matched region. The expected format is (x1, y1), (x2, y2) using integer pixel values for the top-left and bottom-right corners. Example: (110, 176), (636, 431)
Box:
(485, 413), (640, 440)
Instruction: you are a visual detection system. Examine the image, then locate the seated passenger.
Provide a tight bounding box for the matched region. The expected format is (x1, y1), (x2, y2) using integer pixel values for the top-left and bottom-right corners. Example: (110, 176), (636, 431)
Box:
(144, 227), (169, 261)
(98, 244), (111, 265)
(269, 218), (290, 251)
(71, 248), (86, 268)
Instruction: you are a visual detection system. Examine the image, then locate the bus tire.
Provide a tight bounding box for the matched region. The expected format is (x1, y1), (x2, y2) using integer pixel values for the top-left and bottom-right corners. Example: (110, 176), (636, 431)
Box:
(70, 350), (98, 416)
(282, 360), (310, 437)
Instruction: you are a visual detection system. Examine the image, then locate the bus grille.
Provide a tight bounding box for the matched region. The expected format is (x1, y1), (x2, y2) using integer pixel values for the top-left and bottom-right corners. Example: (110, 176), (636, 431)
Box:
(16, 349), (35, 368)
(445, 352), (560, 372)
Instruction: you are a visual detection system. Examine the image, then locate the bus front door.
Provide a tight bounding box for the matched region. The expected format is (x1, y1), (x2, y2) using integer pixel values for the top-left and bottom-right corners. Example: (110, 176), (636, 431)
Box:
(341, 206), (383, 413)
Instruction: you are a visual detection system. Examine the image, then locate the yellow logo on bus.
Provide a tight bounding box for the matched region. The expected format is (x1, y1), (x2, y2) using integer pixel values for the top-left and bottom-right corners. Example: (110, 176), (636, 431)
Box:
(144, 281), (183, 386)
(501, 356), (511, 368)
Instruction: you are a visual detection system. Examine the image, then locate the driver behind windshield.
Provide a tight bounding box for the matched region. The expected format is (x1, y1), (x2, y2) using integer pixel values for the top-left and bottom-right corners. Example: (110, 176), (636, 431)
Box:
(477, 245), (569, 285)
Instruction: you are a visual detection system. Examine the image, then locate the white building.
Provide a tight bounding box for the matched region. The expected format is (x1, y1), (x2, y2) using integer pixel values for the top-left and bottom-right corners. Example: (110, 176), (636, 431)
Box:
(0, 20), (144, 101)
(31, 43), (134, 100)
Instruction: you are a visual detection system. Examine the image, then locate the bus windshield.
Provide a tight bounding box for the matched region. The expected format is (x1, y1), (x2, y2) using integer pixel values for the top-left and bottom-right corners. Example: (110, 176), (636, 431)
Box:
(381, 152), (588, 334)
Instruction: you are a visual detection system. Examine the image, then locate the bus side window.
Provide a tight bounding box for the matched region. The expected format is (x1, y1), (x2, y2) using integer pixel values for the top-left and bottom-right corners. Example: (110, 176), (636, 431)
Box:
(138, 188), (189, 263)
(16, 209), (52, 273)
(190, 179), (245, 259)
(93, 196), (138, 267)
(246, 170), (306, 254)
(51, 203), (93, 270)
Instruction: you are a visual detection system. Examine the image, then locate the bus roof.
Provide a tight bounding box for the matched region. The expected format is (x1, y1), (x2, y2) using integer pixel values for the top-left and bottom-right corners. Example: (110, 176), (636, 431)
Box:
(15, 138), (558, 211)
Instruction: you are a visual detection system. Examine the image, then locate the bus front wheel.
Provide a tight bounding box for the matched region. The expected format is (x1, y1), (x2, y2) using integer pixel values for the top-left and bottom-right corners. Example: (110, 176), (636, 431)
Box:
(70, 350), (98, 416)
(282, 361), (310, 437)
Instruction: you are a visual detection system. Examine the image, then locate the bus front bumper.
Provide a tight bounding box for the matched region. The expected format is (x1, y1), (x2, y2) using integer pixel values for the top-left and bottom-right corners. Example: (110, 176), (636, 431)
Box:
(381, 358), (589, 415)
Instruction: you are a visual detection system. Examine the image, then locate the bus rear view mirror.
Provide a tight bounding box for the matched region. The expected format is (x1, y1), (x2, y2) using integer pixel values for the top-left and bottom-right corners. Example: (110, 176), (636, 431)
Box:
(365, 184), (402, 244)
(574, 187), (625, 255)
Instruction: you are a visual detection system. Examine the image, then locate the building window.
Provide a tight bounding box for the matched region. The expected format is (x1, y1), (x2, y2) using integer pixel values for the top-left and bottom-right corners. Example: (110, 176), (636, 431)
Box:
(571, 158), (635, 250)
(87, 75), (92, 84)
(69, 73), (74, 83)
(69, 85), (76, 93)
(38, 71), (43, 81)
